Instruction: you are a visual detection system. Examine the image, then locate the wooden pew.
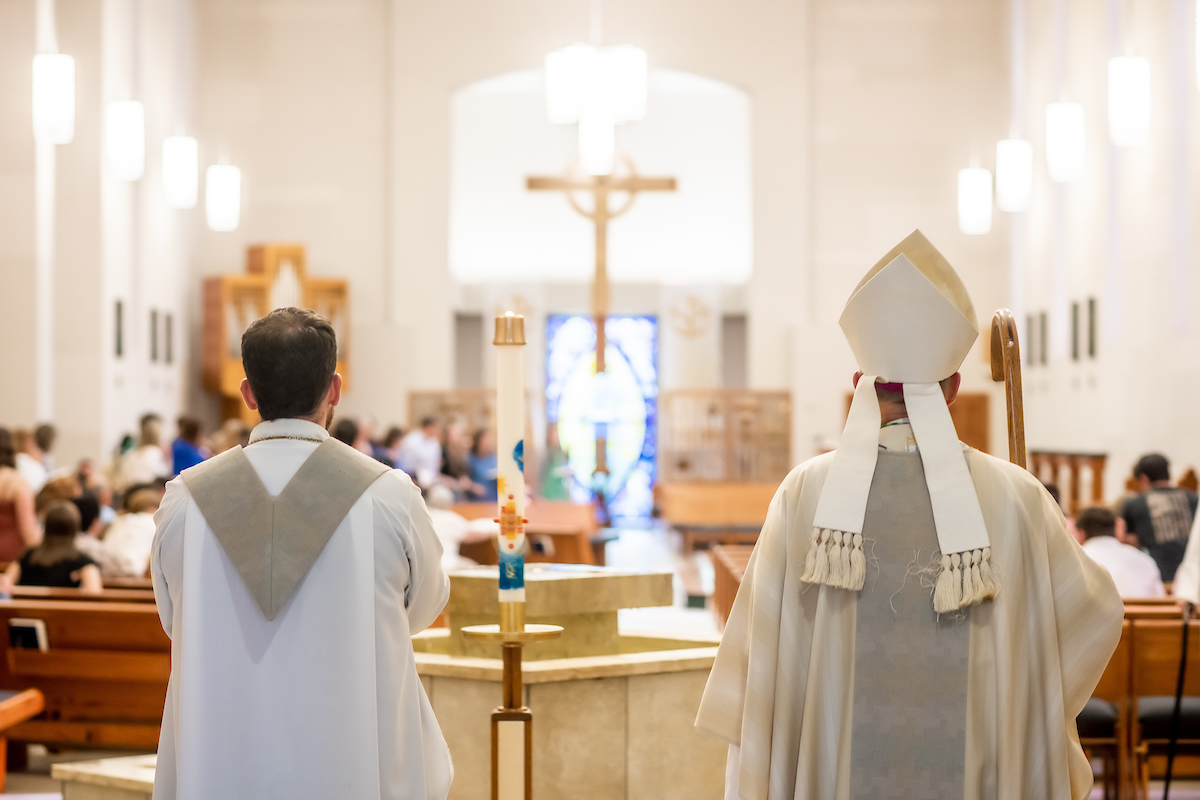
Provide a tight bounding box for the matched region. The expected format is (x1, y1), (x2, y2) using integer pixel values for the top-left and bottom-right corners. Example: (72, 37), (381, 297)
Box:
(10, 587), (155, 604)
(655, 483), (776, 552)
(1080, 620), (1131, 800)
(0, 600), (169, 749)
(1131, 619), (1200, 792)
(453, 501), (606, 566)
(709, 544), (754, 630)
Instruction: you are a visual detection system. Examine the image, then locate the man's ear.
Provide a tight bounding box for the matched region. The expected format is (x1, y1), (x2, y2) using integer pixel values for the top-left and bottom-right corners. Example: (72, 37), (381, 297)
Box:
(239, 379), (259, 412)
(942, 372), (962, 406)
(327, 373), (343, 408)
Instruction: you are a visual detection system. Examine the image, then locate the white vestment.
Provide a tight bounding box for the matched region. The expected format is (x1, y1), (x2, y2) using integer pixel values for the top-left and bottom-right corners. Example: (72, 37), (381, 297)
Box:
(696, 444), (1123, 800)
(1170, 512), (1200, 605)
(151, 418), (452, 800)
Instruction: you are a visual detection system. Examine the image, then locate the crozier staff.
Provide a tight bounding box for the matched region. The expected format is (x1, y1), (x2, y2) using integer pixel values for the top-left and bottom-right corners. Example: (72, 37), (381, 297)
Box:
(151, 308), (452, 800)
(696, 230), (1123, 800)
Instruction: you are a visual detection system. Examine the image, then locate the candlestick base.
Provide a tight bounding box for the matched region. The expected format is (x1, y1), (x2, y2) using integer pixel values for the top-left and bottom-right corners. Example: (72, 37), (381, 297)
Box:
(460, 623), (564, 645)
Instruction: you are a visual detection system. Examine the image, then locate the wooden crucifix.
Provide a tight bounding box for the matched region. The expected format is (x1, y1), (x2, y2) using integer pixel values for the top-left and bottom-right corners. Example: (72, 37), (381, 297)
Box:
(527, 158), (675, 489)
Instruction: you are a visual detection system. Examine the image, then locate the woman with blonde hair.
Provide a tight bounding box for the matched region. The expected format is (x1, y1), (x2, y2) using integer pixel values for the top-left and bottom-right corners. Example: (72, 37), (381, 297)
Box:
(0, 429), (40, 562)
(113, 413), (169, 494)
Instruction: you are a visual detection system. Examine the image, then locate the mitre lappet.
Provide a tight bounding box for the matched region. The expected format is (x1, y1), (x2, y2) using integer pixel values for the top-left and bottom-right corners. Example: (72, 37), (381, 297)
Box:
(804, 229), (997, 613)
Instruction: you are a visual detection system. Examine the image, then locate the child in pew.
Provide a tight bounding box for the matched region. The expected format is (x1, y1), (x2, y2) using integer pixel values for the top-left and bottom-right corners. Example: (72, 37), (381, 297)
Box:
(0, 501), (102, 593)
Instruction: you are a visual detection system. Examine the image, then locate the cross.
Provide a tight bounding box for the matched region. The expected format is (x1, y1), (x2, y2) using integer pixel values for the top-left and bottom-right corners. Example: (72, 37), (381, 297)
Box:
(527, 157), (675, 484)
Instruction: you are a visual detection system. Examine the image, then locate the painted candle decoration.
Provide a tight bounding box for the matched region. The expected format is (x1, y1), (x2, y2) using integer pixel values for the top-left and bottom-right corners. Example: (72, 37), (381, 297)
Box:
(495, 313), (526, 606)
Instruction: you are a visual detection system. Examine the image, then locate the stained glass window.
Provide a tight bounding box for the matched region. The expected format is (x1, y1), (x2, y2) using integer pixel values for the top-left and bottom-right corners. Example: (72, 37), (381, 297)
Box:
(545, 315), (658, 523)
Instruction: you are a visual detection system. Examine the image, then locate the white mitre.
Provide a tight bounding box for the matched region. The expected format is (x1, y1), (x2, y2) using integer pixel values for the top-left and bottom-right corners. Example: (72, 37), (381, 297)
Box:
(804, 229), (996, 613)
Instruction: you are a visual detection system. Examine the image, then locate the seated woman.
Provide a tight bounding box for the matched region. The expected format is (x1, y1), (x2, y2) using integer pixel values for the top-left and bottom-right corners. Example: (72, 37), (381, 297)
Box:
(3, 501), (102, 592)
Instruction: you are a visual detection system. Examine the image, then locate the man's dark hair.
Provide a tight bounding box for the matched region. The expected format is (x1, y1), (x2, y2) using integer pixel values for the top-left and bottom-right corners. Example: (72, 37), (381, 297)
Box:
(241, 308), (337, 420)
(177, 416), (200, 443)
(1075, 506), (1117, 540)
(331, 418), (358, 446)
(1043, 482), (1062, 510)
(34, 423), (56, 452)
(1134, 453), (1171, 484)
(383, 426), (403, 449)
(420, 416), (437, 430)
(0, 429), (14, 470)
(71, 494), (101, 532)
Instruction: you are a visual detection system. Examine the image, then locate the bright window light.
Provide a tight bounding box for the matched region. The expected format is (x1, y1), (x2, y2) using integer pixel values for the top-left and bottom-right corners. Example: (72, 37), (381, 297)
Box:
(1108, 56), (1151, 147)
(162, 136), (198, 209)
(105, 101), (145, 181)
(578, 111), (616, 176)
(995, 139), (1033, 212)
(205, 165), (241, 231)
(1045, 102), (1085, 183)
(957, 168), (993, 235)
(32, 53), (75, 144)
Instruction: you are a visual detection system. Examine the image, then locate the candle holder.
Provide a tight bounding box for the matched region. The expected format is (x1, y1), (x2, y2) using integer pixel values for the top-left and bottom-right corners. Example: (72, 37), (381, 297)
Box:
(461, 313), (563, 800)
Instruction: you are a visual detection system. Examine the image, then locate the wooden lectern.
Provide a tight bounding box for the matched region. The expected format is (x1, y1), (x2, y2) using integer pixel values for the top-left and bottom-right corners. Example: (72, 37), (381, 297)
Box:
(202, 244), (350, 423)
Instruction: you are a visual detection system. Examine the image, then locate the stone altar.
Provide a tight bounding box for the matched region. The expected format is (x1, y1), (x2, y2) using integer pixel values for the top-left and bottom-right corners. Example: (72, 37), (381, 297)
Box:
(414, 564), (725, 800)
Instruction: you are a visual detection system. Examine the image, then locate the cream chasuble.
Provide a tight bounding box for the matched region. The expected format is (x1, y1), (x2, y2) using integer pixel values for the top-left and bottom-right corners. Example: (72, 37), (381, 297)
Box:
(151, 418), (453, 800)
(696, 442), (1123, 800)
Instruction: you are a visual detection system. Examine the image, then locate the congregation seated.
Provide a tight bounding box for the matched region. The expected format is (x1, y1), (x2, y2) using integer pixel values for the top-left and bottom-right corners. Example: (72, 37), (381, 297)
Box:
(98, 487), (163, 578)
(0, 430), (39, 563)
(2, 501), (101, 592)
(425, 485), (493, 570)
(1078, 506), (1166, 599)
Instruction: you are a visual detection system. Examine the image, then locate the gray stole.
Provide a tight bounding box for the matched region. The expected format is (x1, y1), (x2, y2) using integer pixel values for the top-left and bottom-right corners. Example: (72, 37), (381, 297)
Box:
(181, 437), (390, 621)
(849, 451), (971, 799)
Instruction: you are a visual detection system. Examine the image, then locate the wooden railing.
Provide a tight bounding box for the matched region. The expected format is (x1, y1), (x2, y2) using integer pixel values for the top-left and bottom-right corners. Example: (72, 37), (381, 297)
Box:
(1028, 451), (1107, 516)
(658, 390), (791, 483)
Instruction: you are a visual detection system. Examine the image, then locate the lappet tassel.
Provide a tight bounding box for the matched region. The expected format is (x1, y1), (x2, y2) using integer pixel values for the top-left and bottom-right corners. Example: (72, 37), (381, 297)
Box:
(811, 530), (830, 584)
(828, 531), (845, 587)
(977, 546), (999, 600)
(950, 554), (964, 608)
(848, 533), (866, 590)
(838, 532), (853, 588)
(933, 554), (956, 613)
(961, 549), (978, 604)
(801, 527), (822, 583)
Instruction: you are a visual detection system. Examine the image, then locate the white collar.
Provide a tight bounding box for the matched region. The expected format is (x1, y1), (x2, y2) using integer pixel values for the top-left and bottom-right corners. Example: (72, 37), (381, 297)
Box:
(248, 418), (330, 444)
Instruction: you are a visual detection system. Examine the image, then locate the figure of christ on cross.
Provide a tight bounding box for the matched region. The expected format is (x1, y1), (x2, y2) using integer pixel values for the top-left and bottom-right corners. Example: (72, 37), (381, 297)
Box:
(527, 158), (675, 505)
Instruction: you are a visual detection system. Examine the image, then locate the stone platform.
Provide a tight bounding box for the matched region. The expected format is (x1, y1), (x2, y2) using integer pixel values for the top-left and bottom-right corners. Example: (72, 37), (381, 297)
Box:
(413, 564), (725, 800)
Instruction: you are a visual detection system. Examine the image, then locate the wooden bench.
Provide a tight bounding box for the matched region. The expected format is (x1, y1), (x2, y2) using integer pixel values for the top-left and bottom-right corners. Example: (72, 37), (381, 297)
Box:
(1131, 619), (1200, 792)
(655, 483), (776, 552)
(453, 501), (608, 566)
(0, 600), (169, 750)
(10, 587), (156, 604)
(709, 544), (754, 630)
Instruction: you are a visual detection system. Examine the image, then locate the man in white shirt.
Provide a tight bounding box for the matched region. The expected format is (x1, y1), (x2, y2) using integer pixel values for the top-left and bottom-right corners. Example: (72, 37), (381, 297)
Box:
(396, 417), (443, 489)
(1078, 506), (1165, 598)
(151, 308), (452, 800)
(103, 489), (162, 578)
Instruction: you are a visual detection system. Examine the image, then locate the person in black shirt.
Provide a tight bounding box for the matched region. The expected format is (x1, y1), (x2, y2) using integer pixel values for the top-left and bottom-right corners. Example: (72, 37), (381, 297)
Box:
(1, 501), (101, 592)
(1121, 453), (1198, 582)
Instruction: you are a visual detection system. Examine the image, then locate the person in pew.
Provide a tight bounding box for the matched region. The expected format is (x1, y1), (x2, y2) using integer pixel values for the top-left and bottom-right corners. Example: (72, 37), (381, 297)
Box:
(103, 488), (162, 577)
(1121, 453), (1198, 582)
(467, 428), (498, 501)
(151, 307), (451, 800)
(1, 501), (101, 592)
(71, 493), (122, 577)
(0, 429), (40, 562)
(424, 484), (493, 570)
(696, 230), (1123, 800)
(1077, 506), (1166, 598)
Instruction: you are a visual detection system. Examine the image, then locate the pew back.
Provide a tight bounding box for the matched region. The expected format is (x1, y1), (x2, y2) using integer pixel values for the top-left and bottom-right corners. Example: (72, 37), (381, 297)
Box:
(0, 600), (169, 748)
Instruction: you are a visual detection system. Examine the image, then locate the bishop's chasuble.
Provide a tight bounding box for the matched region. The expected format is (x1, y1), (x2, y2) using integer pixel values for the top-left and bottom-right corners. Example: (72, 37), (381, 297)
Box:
(151, 418), (453, 800)
(696, 430), (1122, 800)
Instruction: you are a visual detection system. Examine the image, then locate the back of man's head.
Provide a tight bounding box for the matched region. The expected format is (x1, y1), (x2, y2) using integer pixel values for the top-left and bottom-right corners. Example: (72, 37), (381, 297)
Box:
(331, 418), (358, 446)
(1134, 453), (1171, 485)
(241, 308), (337, 421)
(1075, 506), (1117, 540)
(34, 423), (56, 453)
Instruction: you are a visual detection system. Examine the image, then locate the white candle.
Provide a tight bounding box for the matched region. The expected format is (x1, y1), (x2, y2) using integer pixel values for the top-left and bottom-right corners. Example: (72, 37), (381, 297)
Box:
(495, 313), (526, 606)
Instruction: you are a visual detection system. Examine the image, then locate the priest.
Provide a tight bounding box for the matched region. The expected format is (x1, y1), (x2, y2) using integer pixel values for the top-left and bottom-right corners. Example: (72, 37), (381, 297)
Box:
(151, 308), (453, 800)
(696, 231), (1123, 800)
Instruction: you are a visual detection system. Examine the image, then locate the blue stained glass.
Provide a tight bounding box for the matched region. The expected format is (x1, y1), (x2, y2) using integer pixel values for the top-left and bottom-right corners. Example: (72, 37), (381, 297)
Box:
(545, 315), (658, 523)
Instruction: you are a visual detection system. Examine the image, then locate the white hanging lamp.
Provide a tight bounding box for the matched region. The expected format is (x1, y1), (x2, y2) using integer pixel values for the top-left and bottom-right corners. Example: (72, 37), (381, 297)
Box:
(162, 136), (198, 209)
(957, 168), (993, 235)
(205, 164), (241, 231)
(32, 53), (75, 144)
(995, 139), (1033, 212)
(106, 100), (145, 181)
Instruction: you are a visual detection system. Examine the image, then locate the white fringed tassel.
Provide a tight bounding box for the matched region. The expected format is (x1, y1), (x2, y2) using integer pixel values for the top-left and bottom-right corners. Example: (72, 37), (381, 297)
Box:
(800, 528), (865, 592)
(933, 554), (956, 614)
(847, 533), (865, 591)
(934, 547), (999, 612)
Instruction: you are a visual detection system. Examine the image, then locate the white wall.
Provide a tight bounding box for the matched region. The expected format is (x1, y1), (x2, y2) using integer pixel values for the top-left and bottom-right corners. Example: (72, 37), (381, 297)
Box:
(1020, 0), (1200, 497)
